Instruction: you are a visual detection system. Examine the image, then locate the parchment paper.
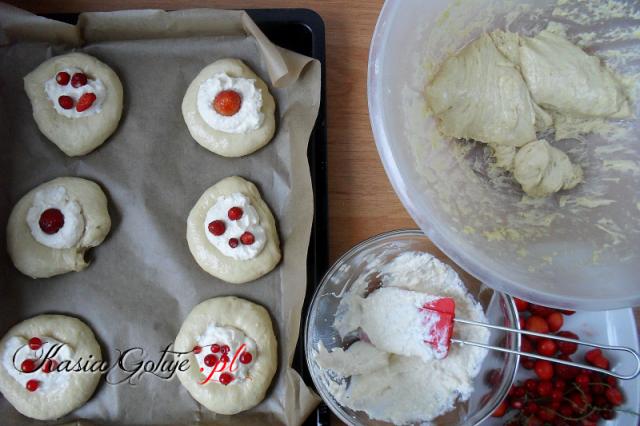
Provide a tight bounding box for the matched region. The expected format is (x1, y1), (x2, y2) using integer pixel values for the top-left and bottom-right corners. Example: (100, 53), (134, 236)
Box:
(0, 4), (321, 425)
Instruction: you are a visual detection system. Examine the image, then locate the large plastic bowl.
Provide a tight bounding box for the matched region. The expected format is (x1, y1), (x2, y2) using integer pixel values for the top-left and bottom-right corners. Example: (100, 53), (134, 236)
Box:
(368, 0), (640, 310)
(305, 230), (520, 425)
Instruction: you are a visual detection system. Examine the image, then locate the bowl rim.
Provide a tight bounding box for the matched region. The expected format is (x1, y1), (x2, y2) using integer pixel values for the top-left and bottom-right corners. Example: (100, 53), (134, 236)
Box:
(304, 228), (520, 425)
(365, 0), (639, 310)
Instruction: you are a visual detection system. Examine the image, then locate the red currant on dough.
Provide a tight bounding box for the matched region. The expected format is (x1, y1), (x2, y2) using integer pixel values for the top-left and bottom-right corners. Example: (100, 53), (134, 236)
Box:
(42, 359), (57, 374)
(240, 352), (253, 364)
(58, 95), (74, 109)
(21, 359), (37, 373)
(240, 231), (255, 245)
(71, 72), (87, 88)
(28, 337), (42, 350)
(228, 207), (243, 221)
(204, 354), (218, 367)
(211, 344), (220, 353)
(221, 345), (230, 354)
(26, 380), (39, 392)
(208, 220), (226, 236)
(219, 372), (234, 385)
(39, 208), (64, 234)
(56, 71), (70, 85)
(228, 238), (239, 248)
(192, 345), (202, 354)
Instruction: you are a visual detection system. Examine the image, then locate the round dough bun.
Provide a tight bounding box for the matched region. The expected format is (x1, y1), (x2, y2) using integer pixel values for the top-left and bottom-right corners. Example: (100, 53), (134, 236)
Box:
(186, 176), (281, 284)
(7, 177), (112, 279)
(175, 297), (278, 415)
(0, 315), (102, 420)
(24, 52), (124, 156)
(182, 58), (276, 157)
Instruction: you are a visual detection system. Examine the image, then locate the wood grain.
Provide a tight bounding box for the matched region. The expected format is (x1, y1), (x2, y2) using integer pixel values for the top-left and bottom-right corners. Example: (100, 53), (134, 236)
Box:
(9, 1), (639, 424)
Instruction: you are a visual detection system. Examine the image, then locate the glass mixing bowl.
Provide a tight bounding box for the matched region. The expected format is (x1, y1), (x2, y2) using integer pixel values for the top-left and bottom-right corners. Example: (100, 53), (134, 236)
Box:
(367, 0), (640, 309)
(305, 230), (520, 425)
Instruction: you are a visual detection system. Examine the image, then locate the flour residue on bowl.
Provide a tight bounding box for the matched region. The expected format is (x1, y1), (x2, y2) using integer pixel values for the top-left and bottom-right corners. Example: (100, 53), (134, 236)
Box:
(311, 251), (489, 424)
(403, 0), (640, 280)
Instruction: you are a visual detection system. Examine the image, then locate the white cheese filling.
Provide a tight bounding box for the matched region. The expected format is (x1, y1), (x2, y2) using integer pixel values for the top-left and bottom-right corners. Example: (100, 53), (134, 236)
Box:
(196, 73), (264, 134)
(195, 325), (257, 385)
(44, 67), (106, 118)
(26, 186), (85, 249)
(203, 192), (266, 260)
(1, 336), (74, 393)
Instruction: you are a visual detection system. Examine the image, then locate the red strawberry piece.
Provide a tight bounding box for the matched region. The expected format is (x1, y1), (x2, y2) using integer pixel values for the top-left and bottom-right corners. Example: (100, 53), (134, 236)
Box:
(240, 231), (255, 245)
(71, 72), (88, 88)
(28, 337), (42, 350)
(219, 372), (233, 385)
(25, 380), (39, 392)
(56, 71), (70, 85)
(240, 352), (252, 364)
(213, 90), (242, 116)
(39, 208), (64, 234)
(76, 92), (97, 112)
(208, 220), (226, 236)
(227, 207), (243, 221)
(58, 95), (74, 109)
(228, 238), (239, 248)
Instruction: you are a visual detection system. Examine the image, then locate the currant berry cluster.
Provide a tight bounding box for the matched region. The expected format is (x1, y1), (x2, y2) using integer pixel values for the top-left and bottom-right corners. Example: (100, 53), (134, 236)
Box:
(490, 300), (630, 425)
(207, 206), (256, 249)
(192, 341), (253, 386)
(55, 71), (96, 112)
(21, 337), (58, 393)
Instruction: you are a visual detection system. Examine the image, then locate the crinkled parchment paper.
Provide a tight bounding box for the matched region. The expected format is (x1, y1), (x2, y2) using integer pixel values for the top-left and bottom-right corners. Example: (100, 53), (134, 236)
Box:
(0, 4), (321, 425)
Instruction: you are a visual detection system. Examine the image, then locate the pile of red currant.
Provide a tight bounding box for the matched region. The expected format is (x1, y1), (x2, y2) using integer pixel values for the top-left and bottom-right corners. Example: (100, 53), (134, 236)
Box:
(490, 299), (631, 425)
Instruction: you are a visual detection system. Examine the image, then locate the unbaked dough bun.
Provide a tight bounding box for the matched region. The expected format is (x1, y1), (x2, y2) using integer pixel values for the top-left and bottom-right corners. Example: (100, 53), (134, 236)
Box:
(186, 176), (281, 284)
(182, 58), (276, 157)
(0, 315), (103, 420)
(174, 297), (278, 415)
(7, 177), (111, 278)
(24, 52), (123, 156)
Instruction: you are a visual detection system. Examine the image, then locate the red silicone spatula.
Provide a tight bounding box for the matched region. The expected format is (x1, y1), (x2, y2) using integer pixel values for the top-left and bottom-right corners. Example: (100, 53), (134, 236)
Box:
(420, 297), (640, 380)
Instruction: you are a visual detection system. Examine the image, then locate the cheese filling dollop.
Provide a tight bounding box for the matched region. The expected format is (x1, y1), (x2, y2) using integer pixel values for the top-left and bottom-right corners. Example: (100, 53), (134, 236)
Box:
(204, 192), (266, 260)
(195, 325), (258, 385)
(197, 73), (264, 134)
(26, 186), (85, 249)
(1, 336), (74, 393)
(44, 67), (106, 118)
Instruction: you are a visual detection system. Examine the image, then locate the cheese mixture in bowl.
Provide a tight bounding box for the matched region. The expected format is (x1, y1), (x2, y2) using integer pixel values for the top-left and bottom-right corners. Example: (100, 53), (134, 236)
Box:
(306, 230), (520, 425)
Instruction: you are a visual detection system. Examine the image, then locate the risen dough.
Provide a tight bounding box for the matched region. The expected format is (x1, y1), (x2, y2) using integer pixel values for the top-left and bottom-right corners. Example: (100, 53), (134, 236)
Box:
(7, 177), (111, 278)
(174, 297), (277, 415)
(0, 315), (102, 420)
(24, 52), (123, 156)
(426, 29), (630, 197)
(426, 34), (541, 147)
(186, 176), (281, 284)
(514, 140), (583, 198)
(182, 59), (276, 157)
(519, 30), (631, 119)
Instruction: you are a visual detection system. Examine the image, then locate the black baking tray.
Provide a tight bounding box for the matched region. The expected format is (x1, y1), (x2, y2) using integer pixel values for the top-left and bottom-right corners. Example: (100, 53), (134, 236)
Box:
(42, 8), (330, 426)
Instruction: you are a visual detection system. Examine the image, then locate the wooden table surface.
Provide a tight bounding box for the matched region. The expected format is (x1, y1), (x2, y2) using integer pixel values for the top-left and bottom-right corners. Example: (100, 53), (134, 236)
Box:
(11, 1), (639, 424)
